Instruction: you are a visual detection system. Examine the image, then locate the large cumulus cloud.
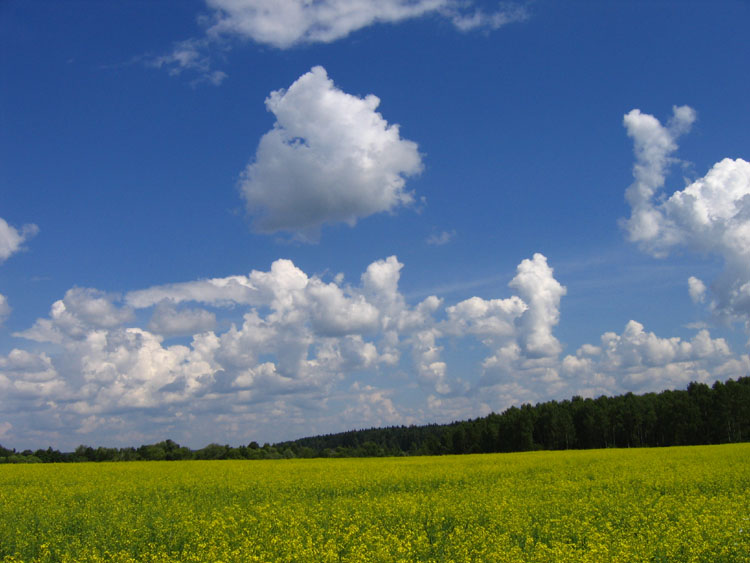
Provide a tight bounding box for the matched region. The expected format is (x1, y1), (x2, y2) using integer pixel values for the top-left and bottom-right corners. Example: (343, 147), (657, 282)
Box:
(621, 106), (750, 327)
(3, 254), (564, 447)
(238, 66), (422, 240)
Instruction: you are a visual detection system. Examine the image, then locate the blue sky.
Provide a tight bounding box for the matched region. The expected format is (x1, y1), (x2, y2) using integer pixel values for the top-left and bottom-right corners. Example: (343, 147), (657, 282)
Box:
(1, 0), (749, 450)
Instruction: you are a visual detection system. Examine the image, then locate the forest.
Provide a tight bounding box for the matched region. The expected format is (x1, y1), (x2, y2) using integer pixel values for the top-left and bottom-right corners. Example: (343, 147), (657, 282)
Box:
(2, 377), (748, 463)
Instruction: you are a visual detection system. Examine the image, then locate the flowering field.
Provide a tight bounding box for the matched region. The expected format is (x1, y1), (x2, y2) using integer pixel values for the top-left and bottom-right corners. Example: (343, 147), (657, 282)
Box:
(1, 444), (748, 562)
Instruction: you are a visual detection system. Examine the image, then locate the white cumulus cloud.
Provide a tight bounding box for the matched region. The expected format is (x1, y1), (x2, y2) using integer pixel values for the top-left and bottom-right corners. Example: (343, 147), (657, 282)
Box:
(15, 288), (135, 343)
(239, 66), (422, 240)
(509, 253), (567, 358)
(621, 105), (696, 249)
(621, 106), (750, 326)
(562, 320), (746, 396)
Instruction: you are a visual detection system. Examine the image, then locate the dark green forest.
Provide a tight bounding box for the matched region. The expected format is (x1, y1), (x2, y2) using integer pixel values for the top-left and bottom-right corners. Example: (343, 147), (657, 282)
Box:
(2, 377), (749, 463)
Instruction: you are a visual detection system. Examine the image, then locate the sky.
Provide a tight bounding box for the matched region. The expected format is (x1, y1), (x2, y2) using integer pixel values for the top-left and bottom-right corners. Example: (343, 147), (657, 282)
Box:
(1, 0), (749, 450)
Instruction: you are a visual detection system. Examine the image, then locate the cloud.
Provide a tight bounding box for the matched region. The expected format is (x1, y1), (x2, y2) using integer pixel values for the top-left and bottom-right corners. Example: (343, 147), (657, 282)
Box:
(426, 230), (456, 246)
(425, 254), (566, 397)
(446, 295), (526, 344)
(509, 253), (566, 358)
(621, 106), (750, 325)
(239, 66), (423, 240)
(206, 0), (449, 48)
(621, 105), (696, 249)
(126, 273), (266, 309)
(0, 348), (66, 404)
(0, 294), (9, 326)
(0, 217), (38, 263)
(688, 276), (706, 304)
(0, 255), (523, 445)
(0, 218), (37, 326)
(206, 0), (528, 48)
(153, 1), (528, 82)
(341, 382), (406, 428)
(446, 3), (529, 32)
(562, 320), (747, 396)
(15, 288), (135, 343)
(4, 252), (749, 449)
(0, 349), (58, 383)
(147, 38), (228, 86)
(306, 280), (380, 337)
(147, 304), (217, 338)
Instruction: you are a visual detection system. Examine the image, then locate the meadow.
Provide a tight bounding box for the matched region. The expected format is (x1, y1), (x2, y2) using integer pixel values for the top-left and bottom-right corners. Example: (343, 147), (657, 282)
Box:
(1, 444), (748, 562)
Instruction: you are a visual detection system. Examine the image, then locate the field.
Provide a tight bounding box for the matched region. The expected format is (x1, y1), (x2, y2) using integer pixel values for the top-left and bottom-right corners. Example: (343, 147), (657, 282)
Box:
(1, 444), (748, 562)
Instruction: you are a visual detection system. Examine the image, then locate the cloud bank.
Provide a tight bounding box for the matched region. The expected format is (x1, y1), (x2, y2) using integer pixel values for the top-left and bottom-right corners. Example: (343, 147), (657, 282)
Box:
(622, 106), (750, 328)
(239, 66), (423, 240)
(3, 252), (746, 450)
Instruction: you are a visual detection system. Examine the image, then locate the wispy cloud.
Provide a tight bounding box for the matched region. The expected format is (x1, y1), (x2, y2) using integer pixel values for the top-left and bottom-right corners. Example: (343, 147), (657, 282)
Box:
(426, 230), (456, 246)
(146, 38), (227, 86)
(205, 0), (529, 48)
(445, 2), (529, 32)
(0, 217), (38, 264)
(150, 0), (529, 84)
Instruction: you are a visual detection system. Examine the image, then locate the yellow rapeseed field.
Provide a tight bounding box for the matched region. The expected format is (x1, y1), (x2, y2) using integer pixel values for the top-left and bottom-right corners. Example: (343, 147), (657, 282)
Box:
(1, 444), (748, 562)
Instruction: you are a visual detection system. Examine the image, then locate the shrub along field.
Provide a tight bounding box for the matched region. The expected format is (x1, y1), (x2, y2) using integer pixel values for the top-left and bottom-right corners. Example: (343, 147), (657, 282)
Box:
(1, 444), (748, 562)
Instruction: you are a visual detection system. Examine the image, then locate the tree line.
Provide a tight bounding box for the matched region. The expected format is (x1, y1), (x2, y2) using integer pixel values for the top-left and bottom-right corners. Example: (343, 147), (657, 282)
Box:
(2, 377), (748, 463)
